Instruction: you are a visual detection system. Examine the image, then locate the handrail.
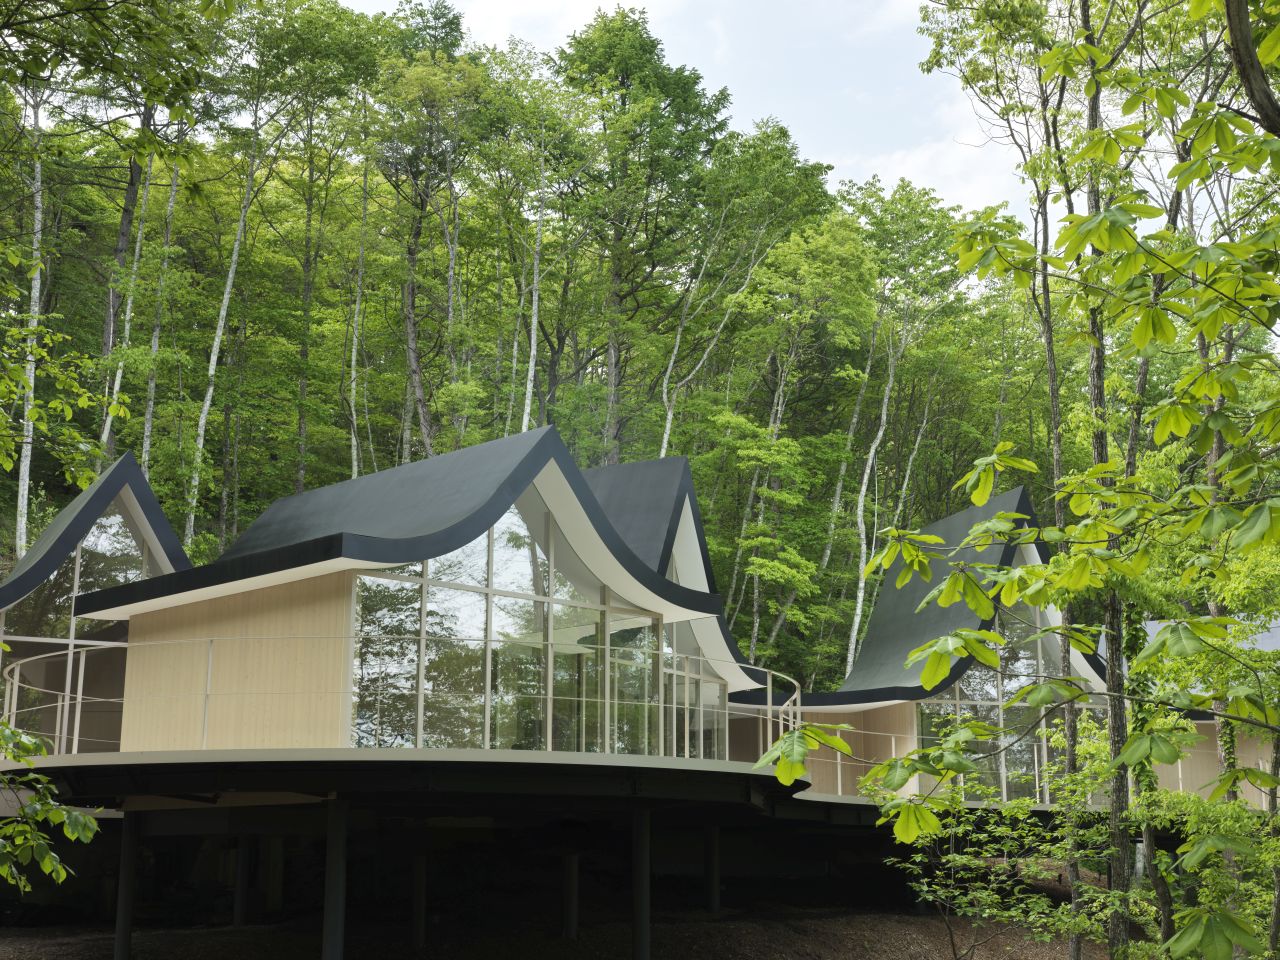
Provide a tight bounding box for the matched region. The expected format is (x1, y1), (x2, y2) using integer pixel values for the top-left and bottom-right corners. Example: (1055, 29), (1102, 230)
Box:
(1, 634), (805, 761)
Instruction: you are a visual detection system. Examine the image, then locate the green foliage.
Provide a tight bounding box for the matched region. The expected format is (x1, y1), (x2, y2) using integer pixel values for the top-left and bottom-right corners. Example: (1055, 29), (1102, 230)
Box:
(0, 707), (98, 892)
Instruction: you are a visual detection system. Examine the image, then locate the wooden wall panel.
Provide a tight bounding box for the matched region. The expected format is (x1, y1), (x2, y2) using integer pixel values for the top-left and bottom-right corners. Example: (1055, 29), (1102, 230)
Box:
(1156, 722), (1271, 806)
(121, 572), (355, 751)
(788, 702), (918, 797)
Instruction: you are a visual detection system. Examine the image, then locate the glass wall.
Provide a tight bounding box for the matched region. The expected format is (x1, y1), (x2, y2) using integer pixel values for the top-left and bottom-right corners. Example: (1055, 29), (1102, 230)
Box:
(917, 605), (1102, 801)
(351, 485), (729, 759)
(0, 497), (151, 753)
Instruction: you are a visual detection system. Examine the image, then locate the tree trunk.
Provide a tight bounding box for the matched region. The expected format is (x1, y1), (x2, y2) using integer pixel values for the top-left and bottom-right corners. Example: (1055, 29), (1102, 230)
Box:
(349, 158), (368, 480)
(296, 124), (316, 494)
(15, 89), (43, 559)
(142, 155), (181, 477)
(520, 151), (546, 434)
(100, 154), (154, 458)
(404, 202), (435, 457)
(183, 148), (258, 546)
(845, 332), (900, 674)
(104, 106), (153, 365)
(763, 323), (882, 647)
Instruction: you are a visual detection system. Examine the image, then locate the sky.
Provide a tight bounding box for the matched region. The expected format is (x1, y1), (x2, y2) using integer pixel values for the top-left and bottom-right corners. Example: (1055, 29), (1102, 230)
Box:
(339, 0), (1029, 217)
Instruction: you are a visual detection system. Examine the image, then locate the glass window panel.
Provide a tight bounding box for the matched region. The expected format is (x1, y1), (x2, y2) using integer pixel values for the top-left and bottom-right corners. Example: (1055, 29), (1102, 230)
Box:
(2, 554), (75, 639)
(612, 702), (658, 756)
(917, 701), (955, 749)
(957, 663), (999, 702)
(491, 487), (550, 596)
(77, 501), (146, 594)
(418, 589), (486, 748)
(700, 680), (725, 760)
(422, 692), (484, 749)
(956, 703), (1001, 795)
(357, 576), (421, 637)
(551, 520), (603, 605)
(351, 632), (418, 748)
(490, 597), (546, 750)
(424, 586), (485, 642)
(611, 608), (659, 754)
(1002, 704), (1043, 800)
(551, 605), (604, 752)
(610, 615), (658, 652)
(19, 663), (67, 744)
(429, 532), (488, 587)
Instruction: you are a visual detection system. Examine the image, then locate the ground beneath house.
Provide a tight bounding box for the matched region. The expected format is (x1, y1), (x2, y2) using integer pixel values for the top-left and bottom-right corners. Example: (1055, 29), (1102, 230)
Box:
(0, 907), (1107, 960)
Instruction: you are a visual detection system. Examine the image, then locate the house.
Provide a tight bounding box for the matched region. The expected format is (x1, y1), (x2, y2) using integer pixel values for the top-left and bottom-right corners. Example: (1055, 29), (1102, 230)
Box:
(0, 429), (1254, 958)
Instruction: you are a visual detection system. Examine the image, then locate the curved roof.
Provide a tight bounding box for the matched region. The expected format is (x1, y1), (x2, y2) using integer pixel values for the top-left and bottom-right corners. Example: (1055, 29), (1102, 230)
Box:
(0, 452), (189, 613)
(581, 456), (716, 590)
(76, 428), (723, 623)
(766, 487), (1054, 709)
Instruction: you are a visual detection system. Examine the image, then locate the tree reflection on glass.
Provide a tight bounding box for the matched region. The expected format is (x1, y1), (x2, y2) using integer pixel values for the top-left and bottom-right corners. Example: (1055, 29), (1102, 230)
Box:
(353, 576), (420, 747)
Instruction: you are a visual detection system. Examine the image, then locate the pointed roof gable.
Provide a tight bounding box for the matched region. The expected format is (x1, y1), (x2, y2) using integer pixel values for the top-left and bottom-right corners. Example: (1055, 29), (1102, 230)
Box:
(75, 428), (726, 627)
(0, 453), (189, 612)
(581, 457), (697, 577)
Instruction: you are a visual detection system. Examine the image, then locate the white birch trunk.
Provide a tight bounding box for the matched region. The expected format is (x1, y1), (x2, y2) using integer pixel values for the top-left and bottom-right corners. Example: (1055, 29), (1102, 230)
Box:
(845, 334), (900, 673)
(519, 147), (546, 434)
(15, 91), (43, 559)
(183, 150), (257, 545)
(349, 158), (368, 479)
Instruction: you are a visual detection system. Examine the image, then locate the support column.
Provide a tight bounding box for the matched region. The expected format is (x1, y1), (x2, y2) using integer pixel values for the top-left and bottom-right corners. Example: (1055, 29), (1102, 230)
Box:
(113, 811), (140, 960)
(262, 837), (284, 915)
(233, 835), (252, 926)
(411, 853), (427, 953)
(703, 824), (720, 914)
(561, 852), (579, 941)
(321, 796), (349, 960)
(631, 810), (650, 960)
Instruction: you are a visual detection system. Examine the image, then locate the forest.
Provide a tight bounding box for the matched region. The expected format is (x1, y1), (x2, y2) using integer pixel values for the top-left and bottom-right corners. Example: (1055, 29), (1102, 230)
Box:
(0, 0), (1042, 692)
(7, 0), (1280, 957)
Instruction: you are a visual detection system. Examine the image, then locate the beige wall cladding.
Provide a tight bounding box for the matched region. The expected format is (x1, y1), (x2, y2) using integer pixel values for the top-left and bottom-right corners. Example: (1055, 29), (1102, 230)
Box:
(120, 572), (355, 751)
(1156, 721), (1271, 806)
(795, 703), (917, 797)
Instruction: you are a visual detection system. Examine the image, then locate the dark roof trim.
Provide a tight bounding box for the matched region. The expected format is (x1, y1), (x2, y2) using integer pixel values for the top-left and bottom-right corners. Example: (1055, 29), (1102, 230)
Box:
(77, 430), (725, 620)
(0, 452), (190, 613)
(731, 486), (1052, 708)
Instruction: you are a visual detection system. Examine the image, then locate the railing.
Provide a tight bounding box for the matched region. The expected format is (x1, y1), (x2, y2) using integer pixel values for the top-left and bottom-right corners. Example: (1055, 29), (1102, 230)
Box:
(0, 635), (804, 766)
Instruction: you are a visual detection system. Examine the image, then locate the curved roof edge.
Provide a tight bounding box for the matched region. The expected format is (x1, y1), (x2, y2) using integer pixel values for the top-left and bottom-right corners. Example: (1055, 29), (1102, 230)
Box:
(0, 452), (190, 612)
(75, 429), (725, 624)
(731, 486), (1080, 710)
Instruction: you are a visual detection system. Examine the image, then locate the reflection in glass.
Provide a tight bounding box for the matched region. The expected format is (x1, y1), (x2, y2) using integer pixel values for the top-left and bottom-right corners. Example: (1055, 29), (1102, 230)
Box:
(490, 597), (547, 749)
(551, 605), (603, 752)
(2, 554), (75, 639)
(552, 521), (602, 605)
(491, 487), (550, 596)
(611, 615), (659, 755)
(335, 486), (743, 762)
(353, 576), (420, 747)
(422, 587), (485, 748)
(919, 611), (1061, 801)
(429, 532), (488, 587)
(76, 503), (146, 594)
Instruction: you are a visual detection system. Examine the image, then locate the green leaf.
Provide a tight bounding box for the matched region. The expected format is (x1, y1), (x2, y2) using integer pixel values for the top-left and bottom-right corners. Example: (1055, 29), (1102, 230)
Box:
(920, 651), (953, 691)
(1260, 23), (1280, 65)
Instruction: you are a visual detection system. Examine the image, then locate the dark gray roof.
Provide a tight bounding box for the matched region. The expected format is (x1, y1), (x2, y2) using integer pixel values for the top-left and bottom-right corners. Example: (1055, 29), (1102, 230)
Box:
(581, 458), (692, 576)
(0, 452), (189, 611)
(836, 487), (1031, 699)
(223, 427), (551, 561)
(77, 428), (725, 620)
